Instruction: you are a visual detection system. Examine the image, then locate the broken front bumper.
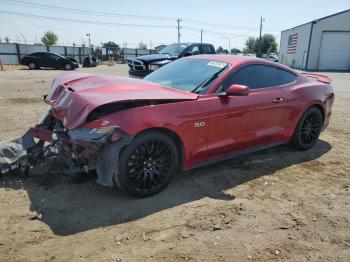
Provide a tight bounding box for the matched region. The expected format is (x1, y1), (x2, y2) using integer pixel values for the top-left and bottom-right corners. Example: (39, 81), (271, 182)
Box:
(0, 130), (41, 175)
(0, 121), (132, 188)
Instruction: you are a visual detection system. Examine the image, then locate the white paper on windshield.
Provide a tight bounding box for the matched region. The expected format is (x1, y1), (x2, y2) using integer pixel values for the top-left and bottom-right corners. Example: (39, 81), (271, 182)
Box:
(207, 61), (227, 68)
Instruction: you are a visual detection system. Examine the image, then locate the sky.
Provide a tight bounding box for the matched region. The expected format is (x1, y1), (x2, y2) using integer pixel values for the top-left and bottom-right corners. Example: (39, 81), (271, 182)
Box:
(0, 0), (349, 50)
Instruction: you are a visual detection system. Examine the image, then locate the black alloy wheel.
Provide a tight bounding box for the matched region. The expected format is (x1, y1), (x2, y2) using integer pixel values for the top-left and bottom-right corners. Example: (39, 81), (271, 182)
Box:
(115, 131), (179, 197)
(291, 107), (323, 150)
(300, 112), (322, 145)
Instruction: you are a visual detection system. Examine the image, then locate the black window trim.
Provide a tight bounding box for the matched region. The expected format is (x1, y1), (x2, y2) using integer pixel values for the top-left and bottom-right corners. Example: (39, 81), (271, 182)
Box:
(216, 62), (298, 93)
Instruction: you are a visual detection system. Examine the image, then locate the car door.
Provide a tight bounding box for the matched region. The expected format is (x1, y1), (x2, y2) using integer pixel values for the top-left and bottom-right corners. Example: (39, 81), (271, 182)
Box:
(46, 53), (61, 68)
(33, 52), (46, 67)
(206, 64), (288, 158)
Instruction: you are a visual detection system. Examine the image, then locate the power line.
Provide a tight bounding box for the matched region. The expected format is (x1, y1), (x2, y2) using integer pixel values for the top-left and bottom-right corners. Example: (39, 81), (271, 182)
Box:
(0, 10), (176, 28)
(183, 26), (254, 39)
(183, 19), (257, 31)
(0, 0), (177, 21)
(0, 0), (267, 31)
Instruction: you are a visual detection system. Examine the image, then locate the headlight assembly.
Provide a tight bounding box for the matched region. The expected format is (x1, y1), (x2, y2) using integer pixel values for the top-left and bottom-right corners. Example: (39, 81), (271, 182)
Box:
(149, 64), (160, 71)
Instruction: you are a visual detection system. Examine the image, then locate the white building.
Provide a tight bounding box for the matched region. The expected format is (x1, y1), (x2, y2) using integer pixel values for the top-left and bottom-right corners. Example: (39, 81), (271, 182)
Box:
(279, 9), (350, 71)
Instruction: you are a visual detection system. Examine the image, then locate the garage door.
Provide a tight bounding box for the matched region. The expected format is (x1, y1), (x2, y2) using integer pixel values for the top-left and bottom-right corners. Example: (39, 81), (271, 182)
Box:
(319, 31), (350, 70)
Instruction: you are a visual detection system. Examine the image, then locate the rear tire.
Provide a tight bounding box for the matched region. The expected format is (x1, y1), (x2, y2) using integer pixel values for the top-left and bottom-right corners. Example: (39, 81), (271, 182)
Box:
(291, 107), (323, 150)
(64, 63), (72, 70)
(115, 131), (179, 197)
(28, 61), (37, 70)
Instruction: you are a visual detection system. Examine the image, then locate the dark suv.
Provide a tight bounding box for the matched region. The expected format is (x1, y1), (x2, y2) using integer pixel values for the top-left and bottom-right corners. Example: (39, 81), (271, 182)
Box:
(20, 52), (79, 70)
(127, 42), (216, 78)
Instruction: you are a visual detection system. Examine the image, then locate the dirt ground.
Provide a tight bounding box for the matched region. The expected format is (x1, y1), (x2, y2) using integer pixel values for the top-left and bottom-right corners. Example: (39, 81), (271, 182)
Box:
(0, 65), (349, 262)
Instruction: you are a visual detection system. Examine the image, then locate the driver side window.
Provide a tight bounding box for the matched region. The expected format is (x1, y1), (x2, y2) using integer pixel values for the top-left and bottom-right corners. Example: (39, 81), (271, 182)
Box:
(222, 66), (252, 91)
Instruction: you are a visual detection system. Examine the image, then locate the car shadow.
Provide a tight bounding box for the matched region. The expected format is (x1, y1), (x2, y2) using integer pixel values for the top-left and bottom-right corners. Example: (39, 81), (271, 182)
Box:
(0, 140), (331, 236)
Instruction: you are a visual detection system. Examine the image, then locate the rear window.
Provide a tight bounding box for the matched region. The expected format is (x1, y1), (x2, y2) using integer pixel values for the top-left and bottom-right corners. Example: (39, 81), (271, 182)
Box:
(201, 45), (213, 54)
(31, 52), (46, 57)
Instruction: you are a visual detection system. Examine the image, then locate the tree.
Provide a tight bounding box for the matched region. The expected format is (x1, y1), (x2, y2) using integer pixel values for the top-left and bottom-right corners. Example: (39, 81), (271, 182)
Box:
(5, 37), (10, 43)
(102, 41), (119, 49)
(138, 42), (147, 50)
(41, 31), (58, 46)
(260, 34), (277, 54)
(223, 49), (229, 54)
(244, 34), (278, 55)
(0, 37), (2, 43)
(245, 37), (257, 53)
(216, 46), (224, 53)
(267, 40), (278, 53)
(230, 48), (241, 54)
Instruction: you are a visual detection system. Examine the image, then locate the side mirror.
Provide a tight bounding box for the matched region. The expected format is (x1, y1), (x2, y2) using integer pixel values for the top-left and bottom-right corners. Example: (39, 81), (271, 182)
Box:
(183, 52), (192, 57)
(218, 84), (250, 97)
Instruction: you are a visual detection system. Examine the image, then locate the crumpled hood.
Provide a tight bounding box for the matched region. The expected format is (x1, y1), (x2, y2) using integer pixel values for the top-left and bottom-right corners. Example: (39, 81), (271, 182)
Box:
(45, 73), (198, 129)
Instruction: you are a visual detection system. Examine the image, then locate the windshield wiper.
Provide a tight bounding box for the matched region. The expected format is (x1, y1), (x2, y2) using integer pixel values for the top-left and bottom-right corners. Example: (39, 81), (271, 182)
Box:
(192, 65), (229, 94)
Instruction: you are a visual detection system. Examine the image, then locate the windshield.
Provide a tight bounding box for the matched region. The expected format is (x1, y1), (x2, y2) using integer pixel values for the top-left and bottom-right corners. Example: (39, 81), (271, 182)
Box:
(51, 53), (66, 59)
(144, 59), (230, 92)
(159, 43), (187, 56)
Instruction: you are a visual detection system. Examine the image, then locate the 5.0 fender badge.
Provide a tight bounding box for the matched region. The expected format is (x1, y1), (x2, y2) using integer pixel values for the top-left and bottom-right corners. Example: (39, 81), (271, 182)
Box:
(194, 122), (206, 128)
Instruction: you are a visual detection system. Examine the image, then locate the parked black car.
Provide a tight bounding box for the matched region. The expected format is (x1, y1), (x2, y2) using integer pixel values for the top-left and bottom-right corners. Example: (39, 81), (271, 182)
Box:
(127, 42), (216, 78)
(20, 52), (79, 70)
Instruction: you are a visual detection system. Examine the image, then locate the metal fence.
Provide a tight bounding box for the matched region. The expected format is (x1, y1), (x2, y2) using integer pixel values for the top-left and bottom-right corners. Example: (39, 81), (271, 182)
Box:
(100, 47), (156, 63)
(0, 43), (92, 64)
(0, 43), (157, 65)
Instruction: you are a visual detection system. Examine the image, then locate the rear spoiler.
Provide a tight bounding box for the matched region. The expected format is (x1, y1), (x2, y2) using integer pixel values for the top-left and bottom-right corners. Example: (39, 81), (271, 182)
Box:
(301, 73), (331, 84)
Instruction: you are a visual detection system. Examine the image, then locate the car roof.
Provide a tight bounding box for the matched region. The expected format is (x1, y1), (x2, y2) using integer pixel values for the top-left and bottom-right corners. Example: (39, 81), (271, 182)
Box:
(183, 54), (297, 73)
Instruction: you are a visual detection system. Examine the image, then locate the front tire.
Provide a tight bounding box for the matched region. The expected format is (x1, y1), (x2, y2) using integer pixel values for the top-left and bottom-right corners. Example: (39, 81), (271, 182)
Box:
(64, 63), (72, 70)
(28, 61), (37, 70)
(115, 131), (179, 197)
(291, 107), (323, 150)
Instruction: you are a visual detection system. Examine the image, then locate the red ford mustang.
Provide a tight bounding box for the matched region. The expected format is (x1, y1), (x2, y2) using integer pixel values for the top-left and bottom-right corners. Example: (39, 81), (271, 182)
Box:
(0, 55), (334, 197)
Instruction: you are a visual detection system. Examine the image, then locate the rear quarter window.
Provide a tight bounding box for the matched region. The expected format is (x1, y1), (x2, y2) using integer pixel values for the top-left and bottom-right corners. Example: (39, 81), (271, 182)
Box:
(275, 68), (297, 85)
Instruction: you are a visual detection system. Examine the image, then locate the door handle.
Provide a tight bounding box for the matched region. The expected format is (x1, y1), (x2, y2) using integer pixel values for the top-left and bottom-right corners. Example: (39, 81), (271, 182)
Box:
(273, 97), (287, 103)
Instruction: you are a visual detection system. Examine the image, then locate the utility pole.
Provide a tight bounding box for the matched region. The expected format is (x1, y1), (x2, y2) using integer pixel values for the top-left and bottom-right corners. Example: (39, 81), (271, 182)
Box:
(222, 37), (231, 53)
(177, 18), (182, 43)
(258, 17), (264, 57)
(86, 33), (91, 48)
(201, 29), (203, 43)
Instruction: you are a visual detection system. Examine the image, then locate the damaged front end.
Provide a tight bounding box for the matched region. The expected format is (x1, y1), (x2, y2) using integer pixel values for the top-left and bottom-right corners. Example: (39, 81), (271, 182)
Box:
(1, 72), (197, 186)
(0, 106), (132, 187)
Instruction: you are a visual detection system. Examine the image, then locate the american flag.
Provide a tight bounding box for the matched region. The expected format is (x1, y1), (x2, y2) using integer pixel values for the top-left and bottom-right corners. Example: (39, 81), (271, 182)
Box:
(287, 33), (298, 54)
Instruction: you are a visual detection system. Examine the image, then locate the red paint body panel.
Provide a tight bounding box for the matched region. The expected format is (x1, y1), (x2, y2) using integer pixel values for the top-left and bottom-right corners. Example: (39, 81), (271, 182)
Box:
(45, 55), (334, 170)
(45, 73), (198, 129)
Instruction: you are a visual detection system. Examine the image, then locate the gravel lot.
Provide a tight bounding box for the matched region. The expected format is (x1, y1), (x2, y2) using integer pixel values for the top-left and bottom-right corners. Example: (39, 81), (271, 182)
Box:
(0, 65), (349, 262)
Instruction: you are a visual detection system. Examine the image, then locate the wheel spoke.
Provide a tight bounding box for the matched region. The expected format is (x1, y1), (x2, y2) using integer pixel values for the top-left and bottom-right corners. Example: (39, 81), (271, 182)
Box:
(124, 139), (173, 193)
(300, 112), (322, 145)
